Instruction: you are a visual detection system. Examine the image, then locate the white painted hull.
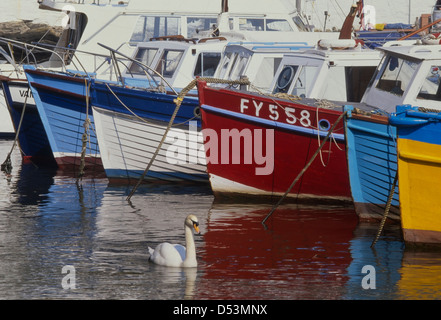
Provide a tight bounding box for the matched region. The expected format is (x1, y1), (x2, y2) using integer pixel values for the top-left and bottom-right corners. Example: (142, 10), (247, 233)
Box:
(92, 106), (208, 183)
(0, 91), (14, 137)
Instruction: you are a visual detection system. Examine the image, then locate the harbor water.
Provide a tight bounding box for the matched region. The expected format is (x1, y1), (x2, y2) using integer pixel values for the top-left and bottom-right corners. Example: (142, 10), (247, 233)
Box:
(1, 138), (441, 300)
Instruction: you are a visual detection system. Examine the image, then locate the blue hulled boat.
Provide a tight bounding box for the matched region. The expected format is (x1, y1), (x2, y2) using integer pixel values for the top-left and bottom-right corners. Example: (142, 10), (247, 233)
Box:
(24, 66), (102, 172)
(0, 76), (55, 166)
(344, 106), (400, 221)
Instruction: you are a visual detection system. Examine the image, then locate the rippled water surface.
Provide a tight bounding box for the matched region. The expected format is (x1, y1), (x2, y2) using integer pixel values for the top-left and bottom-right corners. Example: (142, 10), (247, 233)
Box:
(1, 139), (441, 300)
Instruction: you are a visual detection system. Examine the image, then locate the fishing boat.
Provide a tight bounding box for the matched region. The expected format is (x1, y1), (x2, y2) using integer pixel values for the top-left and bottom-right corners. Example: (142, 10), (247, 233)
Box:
(90, 2), (372, 185)
(6, 0), (321, 164)
(2, 0), (222, 160)
(0, 52), (19, 138)
(344, 43), (441, 220)
(22, 0), (342, 176)
(389, 105), (441, 245)
(196, 41), (383, 203)
(344, 106), (399, 221)
(91, 37), (233, 183)
(0, 40), (60, 165)
(92, 39), (318, 184)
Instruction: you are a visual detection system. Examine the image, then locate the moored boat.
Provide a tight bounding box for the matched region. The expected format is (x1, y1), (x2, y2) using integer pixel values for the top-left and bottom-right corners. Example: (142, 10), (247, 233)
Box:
(196, 43), (382, 203)
(91, 35), (314, 184)
(24, 65), (101, 172)
(345, 43), (441, 220)
(390, 105), (441, 245)
(0, 74), (55, 166)
(344, 106), (399, 221)
(197, 80), (354, 203)
(8, 0), (320, 165)
(17, 0), (339, 172)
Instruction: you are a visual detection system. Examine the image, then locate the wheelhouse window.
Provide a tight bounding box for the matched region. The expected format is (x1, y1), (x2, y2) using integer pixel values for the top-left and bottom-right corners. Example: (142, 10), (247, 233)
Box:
(216, 51), (234, 79)
(228, 53), (250, 80)
(239, 18), (265, 31)
(290, 65), (318, 97)
(130, 16), (181, 44)
(128, 48), (159, 75)
(253, 57), (282, 91)
(187, 17), (218, 38)
(417, 65), (441, 101)
(238, 18), (292, 31)
(156, 49), (184, 77)
(193, 52), (221, 77)
(266, 19), (293, 31)
(274, 65), (297, 94)
(376, 55), (419, 96)
(216, 51), (250, 80)
(273, 65), (317, 97)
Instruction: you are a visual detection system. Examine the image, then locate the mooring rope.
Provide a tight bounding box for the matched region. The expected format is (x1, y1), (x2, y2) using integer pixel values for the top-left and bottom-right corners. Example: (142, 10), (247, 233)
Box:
(261, 110), (348, 227)
(126, 77), (250, 201)
(105, 82), (152, 125)
(1, 90), (29, 174)
(77, 79), (91, 182)
(370, 171), (398, 248)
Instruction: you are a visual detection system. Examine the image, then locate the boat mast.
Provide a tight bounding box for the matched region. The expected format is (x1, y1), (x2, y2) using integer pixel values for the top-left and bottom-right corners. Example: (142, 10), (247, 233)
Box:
(339, 1), (362, 39)
(296, 0), (301, 12)
(222, 0), (228, 13)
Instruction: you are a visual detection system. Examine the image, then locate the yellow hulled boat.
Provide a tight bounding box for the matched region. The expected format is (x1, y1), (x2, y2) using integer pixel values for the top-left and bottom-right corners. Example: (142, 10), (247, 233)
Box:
(391, 106), (441, 245)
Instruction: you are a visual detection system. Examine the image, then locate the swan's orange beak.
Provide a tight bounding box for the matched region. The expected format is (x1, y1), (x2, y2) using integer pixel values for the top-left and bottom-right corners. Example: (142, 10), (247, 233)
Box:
(193, 223), (200, 234)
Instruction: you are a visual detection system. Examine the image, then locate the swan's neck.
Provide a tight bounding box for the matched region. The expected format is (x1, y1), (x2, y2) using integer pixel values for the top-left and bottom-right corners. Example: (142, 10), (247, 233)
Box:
(183, 224), (197, 267)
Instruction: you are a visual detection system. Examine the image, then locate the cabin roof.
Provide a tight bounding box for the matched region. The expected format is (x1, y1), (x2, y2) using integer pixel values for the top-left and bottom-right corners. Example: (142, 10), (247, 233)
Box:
(378, 44), (441, 61)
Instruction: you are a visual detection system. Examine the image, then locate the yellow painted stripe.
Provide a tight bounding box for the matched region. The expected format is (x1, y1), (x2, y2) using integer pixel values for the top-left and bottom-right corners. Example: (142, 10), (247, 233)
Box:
(398, 138), (441, 234)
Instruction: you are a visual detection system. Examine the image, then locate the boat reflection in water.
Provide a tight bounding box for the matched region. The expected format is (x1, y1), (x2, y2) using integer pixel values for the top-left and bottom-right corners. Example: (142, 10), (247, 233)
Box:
(397, 251), (441, 300)
(2, 138), (441, 299)
(197, 202), (359, 299)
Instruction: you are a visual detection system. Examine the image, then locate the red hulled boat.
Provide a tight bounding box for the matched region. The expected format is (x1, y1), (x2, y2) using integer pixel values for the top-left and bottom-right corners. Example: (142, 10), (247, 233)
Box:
(197, 80), (354, 204)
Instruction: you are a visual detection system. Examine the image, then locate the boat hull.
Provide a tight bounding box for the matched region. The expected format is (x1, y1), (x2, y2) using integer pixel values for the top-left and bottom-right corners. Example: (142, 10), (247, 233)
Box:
(0, 89), (14, 138)
(392, 106), (441, 245)
(197, 81), (352, 203)
(24, 67), (102, 172)
(0, 76), (55, 165)
(344, 107), (400, 221)
(92, 81), (207, 184)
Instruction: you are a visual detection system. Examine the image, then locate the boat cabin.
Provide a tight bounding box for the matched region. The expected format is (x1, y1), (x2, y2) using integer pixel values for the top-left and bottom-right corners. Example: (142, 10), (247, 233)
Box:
(270, 43), (382, 103)
(37, 0), (326, 70)
(123, 36), (230, 90)
(362, 43), (441, 112)
(212, 42), (312, 93)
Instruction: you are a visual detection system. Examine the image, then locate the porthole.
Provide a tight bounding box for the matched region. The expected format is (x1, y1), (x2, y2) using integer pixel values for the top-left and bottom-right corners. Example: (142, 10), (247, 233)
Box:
(276, 66), (295, 91)
(318, 119), (330, 131)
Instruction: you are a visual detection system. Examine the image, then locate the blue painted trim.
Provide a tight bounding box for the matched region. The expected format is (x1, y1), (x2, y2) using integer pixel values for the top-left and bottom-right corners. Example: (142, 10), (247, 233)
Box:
(201, 104), (345, 141)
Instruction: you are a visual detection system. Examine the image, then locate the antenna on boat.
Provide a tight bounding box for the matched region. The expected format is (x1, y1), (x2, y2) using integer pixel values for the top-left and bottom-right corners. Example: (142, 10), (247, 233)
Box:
(296, 0), (301, 13)
(221, 0), (228, 12)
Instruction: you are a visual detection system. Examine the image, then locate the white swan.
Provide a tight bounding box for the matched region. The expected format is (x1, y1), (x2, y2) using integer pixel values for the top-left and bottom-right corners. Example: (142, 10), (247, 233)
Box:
(148, 214), (200, 268)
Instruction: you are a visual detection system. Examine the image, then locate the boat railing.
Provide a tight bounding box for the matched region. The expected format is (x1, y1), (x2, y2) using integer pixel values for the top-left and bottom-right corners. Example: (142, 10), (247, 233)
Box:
(38, 0), (130, 6)
(0, 36), (178, 94)
(97, 42), (178, 95)
(0, 37), (67, 76)
(29, 41), (132, 83)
